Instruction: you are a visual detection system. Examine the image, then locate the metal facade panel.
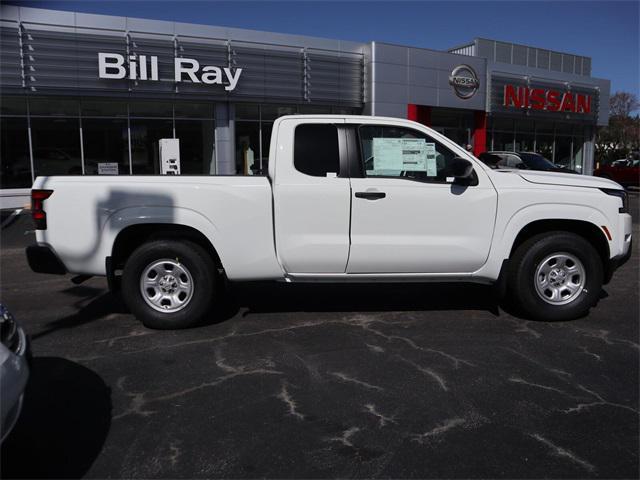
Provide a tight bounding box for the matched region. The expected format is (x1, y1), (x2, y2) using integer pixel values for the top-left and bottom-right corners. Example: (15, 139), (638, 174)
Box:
(562, 54), (575, 73)
(537, 49), (550, 70)
(0, 25), (22, 89)
(495, 42), (511, 63)
(0, 5), (364, 107)
(512, 45), (527, 66)
(549, 51), (562, 71)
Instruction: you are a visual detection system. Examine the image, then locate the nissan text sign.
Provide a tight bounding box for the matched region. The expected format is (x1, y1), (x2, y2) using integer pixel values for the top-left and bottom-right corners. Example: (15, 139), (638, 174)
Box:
(503, 84), (592, 114)
(490, 75), (598, 120)
(98, 53), (243, 91)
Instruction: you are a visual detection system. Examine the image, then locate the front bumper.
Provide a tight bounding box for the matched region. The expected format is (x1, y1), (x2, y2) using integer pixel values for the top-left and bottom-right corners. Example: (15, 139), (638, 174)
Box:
(605, 237), (633, 284)
(25, 244), (67, 275)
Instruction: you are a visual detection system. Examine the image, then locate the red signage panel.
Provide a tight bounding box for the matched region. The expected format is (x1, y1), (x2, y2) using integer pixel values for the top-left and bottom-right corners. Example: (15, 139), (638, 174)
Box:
(503, 84), (591, 114)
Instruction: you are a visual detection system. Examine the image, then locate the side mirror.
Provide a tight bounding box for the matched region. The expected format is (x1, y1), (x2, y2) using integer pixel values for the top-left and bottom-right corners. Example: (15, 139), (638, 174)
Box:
(451, 157), (474, 179)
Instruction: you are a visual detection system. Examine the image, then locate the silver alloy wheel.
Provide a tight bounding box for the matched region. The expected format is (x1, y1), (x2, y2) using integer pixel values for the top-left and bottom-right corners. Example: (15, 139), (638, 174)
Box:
(534, 252), (586, 305)
(140, 259), (194, 313)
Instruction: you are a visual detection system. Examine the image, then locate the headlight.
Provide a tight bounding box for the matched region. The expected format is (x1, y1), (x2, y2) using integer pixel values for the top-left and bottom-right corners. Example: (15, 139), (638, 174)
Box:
(0, 304), (24, 354)
(600, 188), (629, 214)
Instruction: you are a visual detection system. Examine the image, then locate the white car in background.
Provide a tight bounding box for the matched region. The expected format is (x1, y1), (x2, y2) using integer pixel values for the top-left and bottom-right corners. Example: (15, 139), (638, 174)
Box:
(0, 304), (29, 442)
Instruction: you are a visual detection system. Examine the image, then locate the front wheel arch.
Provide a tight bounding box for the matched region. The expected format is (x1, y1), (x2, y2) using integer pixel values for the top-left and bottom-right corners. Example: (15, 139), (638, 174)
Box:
(508, 219), (609, 275)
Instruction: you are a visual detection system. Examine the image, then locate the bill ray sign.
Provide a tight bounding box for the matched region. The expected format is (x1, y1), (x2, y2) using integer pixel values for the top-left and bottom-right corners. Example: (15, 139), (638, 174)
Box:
(98, 53), (243, 91)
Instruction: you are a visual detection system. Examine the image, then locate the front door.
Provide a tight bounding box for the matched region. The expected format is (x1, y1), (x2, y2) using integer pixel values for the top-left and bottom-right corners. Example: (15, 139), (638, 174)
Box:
(347, 124), (498, 274)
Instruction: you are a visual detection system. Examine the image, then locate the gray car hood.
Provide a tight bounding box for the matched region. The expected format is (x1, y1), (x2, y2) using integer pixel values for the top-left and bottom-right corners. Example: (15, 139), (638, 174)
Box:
(517, 170), (623, 189)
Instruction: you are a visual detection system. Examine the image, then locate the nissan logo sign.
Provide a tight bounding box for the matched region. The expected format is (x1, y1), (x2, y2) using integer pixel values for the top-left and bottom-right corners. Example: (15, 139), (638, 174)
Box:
(448, 65), (479, 99)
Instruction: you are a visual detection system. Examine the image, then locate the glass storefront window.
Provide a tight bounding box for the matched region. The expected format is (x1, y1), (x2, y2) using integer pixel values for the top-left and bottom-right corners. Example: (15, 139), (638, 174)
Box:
(572, 137), (585, 173)
(260, 104), (296, 121)
(555, 136), (572, 168)
(130, 119), (173, 174)
(174, 103), (214, 119)
(175, 119), (215, 174)
(129, 101), (173, 118)
(235, 121), (260, 175)
(1, 117), (31, 188)
(1, 97), (27, 116)
(492, 131), (515, 151)
(30, 117), (82, 176)
(82, 118), (130, 175)
(536, 135), (555, 161)
(235, 104), (260, 120)
(30, 98), (79, 117)
(261, 122), (273, 174)
(81, 100), (127, 118)
(515, 119), (535, 151)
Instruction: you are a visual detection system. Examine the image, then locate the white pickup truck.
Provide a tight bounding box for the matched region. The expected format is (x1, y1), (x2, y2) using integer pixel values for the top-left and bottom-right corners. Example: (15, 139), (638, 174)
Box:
(26, 115), (632, 328)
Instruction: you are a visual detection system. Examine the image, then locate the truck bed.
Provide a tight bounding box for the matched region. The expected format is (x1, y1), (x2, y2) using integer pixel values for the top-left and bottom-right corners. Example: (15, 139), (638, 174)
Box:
(32, 175), (284, 280)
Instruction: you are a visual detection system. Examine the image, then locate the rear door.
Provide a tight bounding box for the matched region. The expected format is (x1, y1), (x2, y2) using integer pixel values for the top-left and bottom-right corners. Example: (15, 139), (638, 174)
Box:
(272, 118), (351, 273)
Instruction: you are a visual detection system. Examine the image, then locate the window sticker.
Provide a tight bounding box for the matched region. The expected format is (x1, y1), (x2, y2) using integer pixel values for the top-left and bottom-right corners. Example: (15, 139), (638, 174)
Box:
(372, 138), (403, 171)
(372, 138), (437, 176)
(425, 143), (437, 177)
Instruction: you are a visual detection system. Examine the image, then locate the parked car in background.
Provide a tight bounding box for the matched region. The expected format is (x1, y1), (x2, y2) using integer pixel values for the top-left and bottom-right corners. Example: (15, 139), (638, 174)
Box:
(482, 151), (577, 173)
(0, 304), (29, 442)
(594, 158), (640, 188)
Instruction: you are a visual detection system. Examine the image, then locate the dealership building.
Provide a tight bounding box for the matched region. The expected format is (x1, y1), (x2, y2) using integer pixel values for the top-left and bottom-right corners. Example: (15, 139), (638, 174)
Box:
(0, 5), (611, 208)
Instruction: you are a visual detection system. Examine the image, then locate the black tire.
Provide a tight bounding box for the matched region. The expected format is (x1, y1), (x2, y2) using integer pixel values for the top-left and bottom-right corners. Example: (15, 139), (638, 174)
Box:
(121, 239), (216, 329)
(508, 231), (603, 321)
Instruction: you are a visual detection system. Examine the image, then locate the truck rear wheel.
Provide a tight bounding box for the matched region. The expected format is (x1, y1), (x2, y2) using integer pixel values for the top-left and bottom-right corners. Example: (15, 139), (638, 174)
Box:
(508, 232), (603, 321)
(121, 239), (216, 329)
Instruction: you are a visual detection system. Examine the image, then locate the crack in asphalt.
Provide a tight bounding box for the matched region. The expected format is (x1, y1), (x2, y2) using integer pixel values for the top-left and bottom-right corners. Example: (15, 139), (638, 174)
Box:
(277, 382), (305, 420)
(363, 404), (396, 427)
(326, 427), (360, 448)
(397, 356), (448, 391)
(411, 418), (466, 443)
(508, 376), (574, 397)
(329, 371), (384, 391)
(562, 384), (640, 415)
(113, 353), (282, 419)
(529, 433), (596, 473)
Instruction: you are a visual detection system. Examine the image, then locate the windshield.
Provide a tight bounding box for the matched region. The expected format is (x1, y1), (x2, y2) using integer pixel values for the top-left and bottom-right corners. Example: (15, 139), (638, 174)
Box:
(517, 153), (557, 170)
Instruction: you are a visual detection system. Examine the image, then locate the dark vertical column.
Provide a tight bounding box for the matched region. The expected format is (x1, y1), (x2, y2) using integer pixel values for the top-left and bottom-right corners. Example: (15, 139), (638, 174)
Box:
(407, 104), (431, 126)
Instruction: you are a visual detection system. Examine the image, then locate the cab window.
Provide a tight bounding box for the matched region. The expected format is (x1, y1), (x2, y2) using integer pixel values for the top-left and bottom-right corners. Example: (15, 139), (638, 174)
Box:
(358, 125), (460, 183)
(294, 124), (340, 177)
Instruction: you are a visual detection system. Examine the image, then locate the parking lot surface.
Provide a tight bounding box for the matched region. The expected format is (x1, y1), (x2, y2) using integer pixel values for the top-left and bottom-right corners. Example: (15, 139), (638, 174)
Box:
(1, 198), (638, 479)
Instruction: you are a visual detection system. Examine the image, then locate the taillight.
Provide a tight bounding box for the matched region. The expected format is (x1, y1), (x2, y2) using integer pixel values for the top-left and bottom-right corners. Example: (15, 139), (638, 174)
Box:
(31, 189), (53, 230)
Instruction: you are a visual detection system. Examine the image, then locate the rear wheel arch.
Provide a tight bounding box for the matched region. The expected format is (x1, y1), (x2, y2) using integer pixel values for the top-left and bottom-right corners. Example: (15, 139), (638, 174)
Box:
(110, 223), (223, 279)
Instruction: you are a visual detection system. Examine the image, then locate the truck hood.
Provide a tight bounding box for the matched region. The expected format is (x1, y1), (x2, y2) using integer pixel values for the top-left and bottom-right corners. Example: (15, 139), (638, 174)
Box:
(516, 170), (623, 189)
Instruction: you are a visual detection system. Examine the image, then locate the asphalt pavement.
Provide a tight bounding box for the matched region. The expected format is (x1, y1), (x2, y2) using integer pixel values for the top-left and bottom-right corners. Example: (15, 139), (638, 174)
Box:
(0, 196), (638, 479)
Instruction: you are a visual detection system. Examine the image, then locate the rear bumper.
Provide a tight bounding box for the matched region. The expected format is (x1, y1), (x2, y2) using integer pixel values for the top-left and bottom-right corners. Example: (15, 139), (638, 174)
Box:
(25, 245), (67, 275)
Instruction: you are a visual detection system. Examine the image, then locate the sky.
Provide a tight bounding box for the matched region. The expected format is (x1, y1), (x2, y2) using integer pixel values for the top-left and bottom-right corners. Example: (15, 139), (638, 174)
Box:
(15, 0), (640, 96)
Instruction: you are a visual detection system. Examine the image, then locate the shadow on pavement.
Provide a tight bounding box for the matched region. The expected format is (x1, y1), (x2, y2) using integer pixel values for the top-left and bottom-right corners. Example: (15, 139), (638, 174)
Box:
(0, 357), (111, 479)
(31, 292), (128, 341)
(228, 281), (502, 318)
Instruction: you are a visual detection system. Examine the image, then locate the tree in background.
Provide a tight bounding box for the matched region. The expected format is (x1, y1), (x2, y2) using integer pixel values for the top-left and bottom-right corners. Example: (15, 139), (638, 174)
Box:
(596, 92), (640, 164)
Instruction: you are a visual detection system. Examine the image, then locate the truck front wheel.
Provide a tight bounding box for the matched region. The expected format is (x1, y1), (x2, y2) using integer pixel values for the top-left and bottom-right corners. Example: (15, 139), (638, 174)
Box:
(121, 239), (216, 329)
(508, 232), (603, 321)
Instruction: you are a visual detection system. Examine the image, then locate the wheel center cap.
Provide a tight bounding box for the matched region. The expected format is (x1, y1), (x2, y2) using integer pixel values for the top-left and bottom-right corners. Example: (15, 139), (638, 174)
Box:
(549, 268), (567, 286)
(159, 274), (178, 293)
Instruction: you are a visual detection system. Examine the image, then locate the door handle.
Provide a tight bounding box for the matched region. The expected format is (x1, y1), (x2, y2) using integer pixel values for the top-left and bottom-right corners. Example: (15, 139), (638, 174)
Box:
(355, 191), (386, 200)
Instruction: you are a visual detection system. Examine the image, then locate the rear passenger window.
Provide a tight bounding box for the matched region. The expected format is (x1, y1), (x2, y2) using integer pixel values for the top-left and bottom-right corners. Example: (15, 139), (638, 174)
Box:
(294, 124), (340, 177)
